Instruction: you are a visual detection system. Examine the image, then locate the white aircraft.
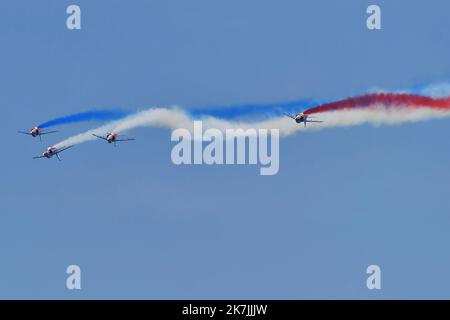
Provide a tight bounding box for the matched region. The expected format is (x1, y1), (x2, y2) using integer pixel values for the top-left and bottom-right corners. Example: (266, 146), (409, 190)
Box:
(18, 127), (57, 140)
(92, 132), (135, 146)
(284, 113), (324, 127)
(33, 146), (73, 161)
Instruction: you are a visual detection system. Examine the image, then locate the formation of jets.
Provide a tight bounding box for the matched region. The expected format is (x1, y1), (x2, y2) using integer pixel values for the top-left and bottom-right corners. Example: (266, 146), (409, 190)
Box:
(20, 111), (322, 161)
(19, 126), (135, 161)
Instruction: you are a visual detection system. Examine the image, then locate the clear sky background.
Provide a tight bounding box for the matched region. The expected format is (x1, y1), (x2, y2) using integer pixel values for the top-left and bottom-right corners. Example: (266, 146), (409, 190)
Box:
(0, 0), (450, 299)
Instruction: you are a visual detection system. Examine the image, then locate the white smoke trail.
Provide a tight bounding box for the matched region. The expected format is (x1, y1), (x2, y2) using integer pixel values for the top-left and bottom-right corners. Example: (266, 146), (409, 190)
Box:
(54, 108), (190, 148)
(308, 107), (450, 129)
(54, 119), (121, 149)
(368, 82), (450, 98)
(53, 82), (450, 148)
(54, 104), (450, 148)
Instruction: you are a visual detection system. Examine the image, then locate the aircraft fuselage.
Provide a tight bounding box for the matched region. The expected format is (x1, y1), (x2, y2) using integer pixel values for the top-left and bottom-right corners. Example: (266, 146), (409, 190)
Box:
(106, 133), (117, 143)
(30, 127), (41, 137)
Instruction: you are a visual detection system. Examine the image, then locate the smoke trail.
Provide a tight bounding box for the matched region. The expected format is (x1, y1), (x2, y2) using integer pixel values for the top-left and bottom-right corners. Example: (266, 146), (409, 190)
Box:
(55, 97), (450, 149)
(187, 82), (450, 120)
(38, 110), (129, 129)
(188, 99), (319, 120)
(304, 93), (450, 115)
(53, 82), (450, 148)
(54, 108), (190, 148)
(54, 120), (122, 149)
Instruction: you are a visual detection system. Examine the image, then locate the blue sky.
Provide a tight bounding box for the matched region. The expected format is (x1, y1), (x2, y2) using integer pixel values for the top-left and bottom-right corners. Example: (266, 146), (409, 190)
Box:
(0, 0), (450, 299)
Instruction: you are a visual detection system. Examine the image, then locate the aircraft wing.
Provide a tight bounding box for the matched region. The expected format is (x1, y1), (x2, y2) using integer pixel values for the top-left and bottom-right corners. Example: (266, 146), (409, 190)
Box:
(40, 130), (58, 135)
(92, 134), (108, 140)
(283, 113), (296, 120)
(56, 145), (73, 154)
(32, 155), (46, 159)
(306, 120), (324, 123)
(115, 138), (136, 142)
(18, 131), (31, 135)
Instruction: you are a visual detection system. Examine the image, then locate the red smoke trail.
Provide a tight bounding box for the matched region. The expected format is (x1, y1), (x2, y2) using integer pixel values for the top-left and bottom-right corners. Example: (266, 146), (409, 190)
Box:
(304, 93), (450, 115)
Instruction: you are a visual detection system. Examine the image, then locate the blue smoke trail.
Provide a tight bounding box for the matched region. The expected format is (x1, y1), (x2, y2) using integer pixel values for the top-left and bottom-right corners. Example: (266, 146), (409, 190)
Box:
(187, 99), (320, 121)
(38, 110), (129, 129)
